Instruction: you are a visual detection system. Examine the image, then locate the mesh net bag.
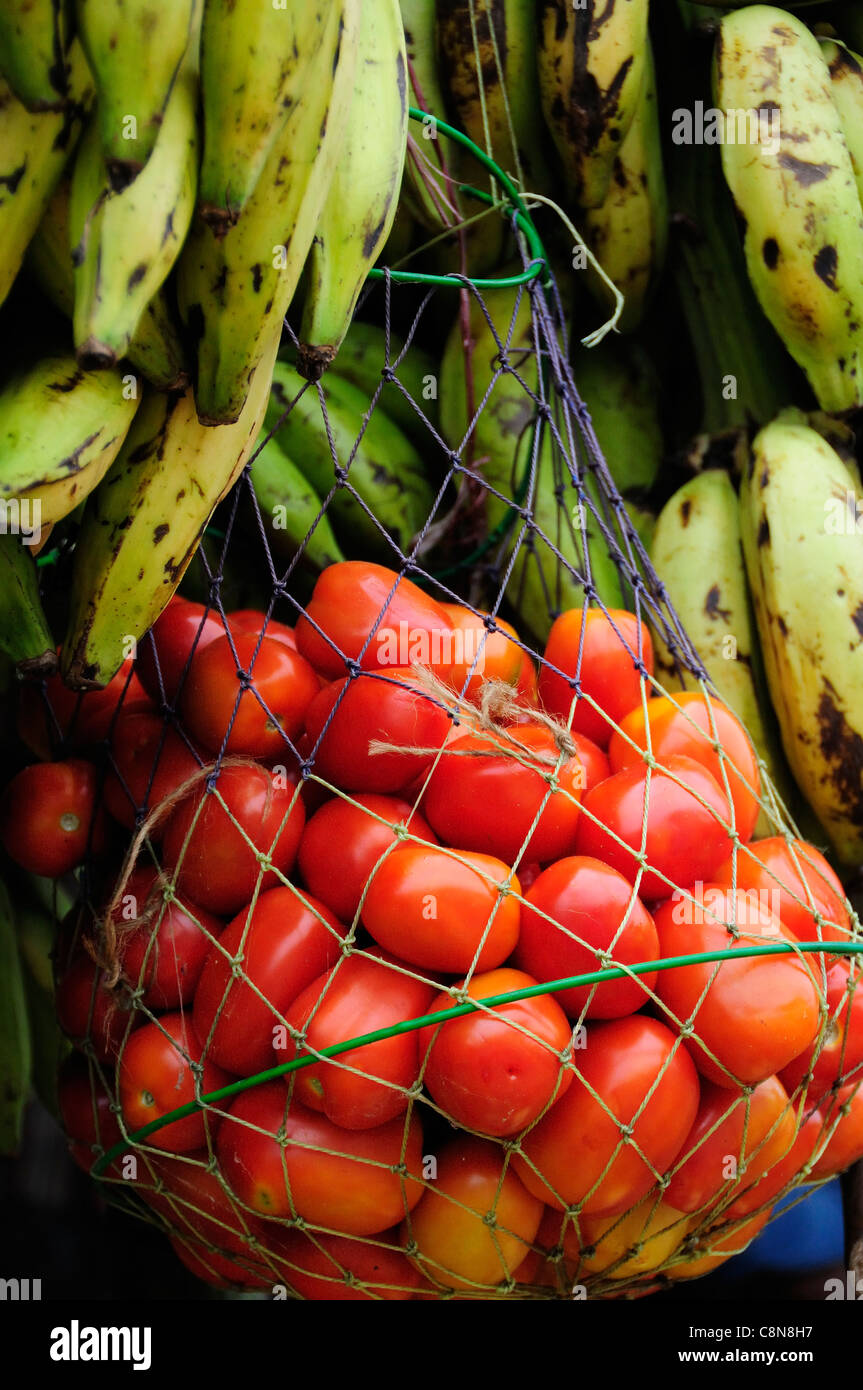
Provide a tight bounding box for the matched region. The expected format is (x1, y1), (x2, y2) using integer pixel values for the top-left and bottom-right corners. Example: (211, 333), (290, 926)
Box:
(34, 196), (863, 1299)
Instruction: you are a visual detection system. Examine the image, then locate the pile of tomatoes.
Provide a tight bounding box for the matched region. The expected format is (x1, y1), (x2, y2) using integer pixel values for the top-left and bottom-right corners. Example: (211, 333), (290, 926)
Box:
(4, 559), (863, 1299)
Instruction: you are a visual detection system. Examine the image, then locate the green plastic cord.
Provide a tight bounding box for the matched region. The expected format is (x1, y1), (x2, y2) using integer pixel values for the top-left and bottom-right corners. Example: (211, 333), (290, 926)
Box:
(91, 938), (863, 1178)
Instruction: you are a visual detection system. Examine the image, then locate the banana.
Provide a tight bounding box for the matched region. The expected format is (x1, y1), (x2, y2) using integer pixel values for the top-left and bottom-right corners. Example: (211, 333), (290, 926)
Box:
(0, 353), (139, 527)
(582, 39), (667, 333)
(399, 0), (456, 232)
(0, 41), (91, 309)
(820, 40), (863, 208)
(68, 58), (198, 368)
(75, 0), (197, 188)
(0, 532), (56, 676)
(714, 6), (863, 413)
(0, 876), (32, 1156)
(177, 0), (359, 425)
(650, 468), (791, 833)
(570, 336), (663, 497)
(61, 326), (281, 690)
(537, 0), (649, 211)
(266, 361), (434, 559)
(324, 319), (438, 445)
(0, 0), (73, 111)
(16, 893), (66, 1119)
(249, 438), (346, 573)
(27, 178), (189, 392)
(298, 0), (408, 381)
(739, 413), (863, 865)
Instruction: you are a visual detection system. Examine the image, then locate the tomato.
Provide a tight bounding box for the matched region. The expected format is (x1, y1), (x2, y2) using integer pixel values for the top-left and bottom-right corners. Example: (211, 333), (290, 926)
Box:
(281, 953), (436, 1128)
(295, 561), (454, 680)
(574, 755), (735, 901)
(780, 962), (863, 1099)
(18, 656), (152, 758)
(714, 837), (852, 944)
(170, 1233), (270, 1290)
(304, 670), (452, 793)
(665, 1076), (797, 1218)
(57, 1053), (124, 1175)
(112, 866), (222, 1010)
(268, 1228), (421, 1301)
(539, 608), (654, 749)
(0, 758), (106, 876)
(102, 711), (201, 836)
(732, 1105), (823, 1217)
(136, 597), (225, 702)
(403, 1136), (543, 1291)
(811, 1084), (863, 1178)
(568, 733), (610, 792)
(666, 1210), (772, 1281)
(437, 604), (524, 702)
(514, 1015), (700, 1216)
(421, 723), (584, 864)
(517, 857), (658, 1020)
(193, 884), (346, 1076)
(229, 610), (297, 650)
(118, 1012), (230, 1153)
(654, 886), (820, 1086)
(418, 968), (573, 1137)
(538, 1198), (691, 1287)
(181, 632), (320, 759)
(297, 793), (437, 923)
(55, 950), (136, 1063)
(360, 843), (520, 973)
(162, 763), (306, 915)
(216, 1082), (425, 1234)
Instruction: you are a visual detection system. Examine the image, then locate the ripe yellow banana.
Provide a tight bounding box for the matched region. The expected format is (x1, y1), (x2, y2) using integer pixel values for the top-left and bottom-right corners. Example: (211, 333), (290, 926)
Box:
(177, 0), (359, 425)
(61, 327), (281, 690)
(69, 58), (198, 368)
(0, 0), (74, 111)
(0, 353), (139, 527)
(0, 41), (91, 309)
(537, 0), (649, 210)
(714, 6), (863, 412)
(739, 413), (863, 864)
(75, 0), (197, 187)
(298, 0), (408, 380)
(820, 39), (863, 208)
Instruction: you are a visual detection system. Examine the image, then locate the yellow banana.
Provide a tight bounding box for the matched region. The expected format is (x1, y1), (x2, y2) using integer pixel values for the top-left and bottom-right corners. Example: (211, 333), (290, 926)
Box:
(820, 39), (863, 208)
(0, 0), (74, 111)
(298, 0), (408, 379)
(714, 6), (863, 412)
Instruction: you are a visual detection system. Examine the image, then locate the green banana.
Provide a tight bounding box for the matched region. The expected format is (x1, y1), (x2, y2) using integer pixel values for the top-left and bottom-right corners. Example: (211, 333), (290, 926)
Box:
(16, 894), (66, 1120)
(399, 0), (457, 232)
(0, 0), (73, 111)
(26, 177), (189, 391)
(650, 469), (791, 833)
(324, 319), (438, 445)
(250, 438), (346, 573)
(61, 325), (281, 690)
(537, 0), (649, 211)
(266, 361), (433, 560)
(570, 336), (663, 497)
(0, 353), (139, 526)
(0, 41), (91, 309)
(739, 413), (863, 865)
(68, 59), (198, 368)
(75, 0), (197, 187)
(298, 0), (408, 380)
(177, 0), (359, 425)
(0, 877), (32, 1156)
(582, 39), (667, 333)
(0, 532), (56, 676)
(820, 40), (863, 209)
(714, 6), (863, 413)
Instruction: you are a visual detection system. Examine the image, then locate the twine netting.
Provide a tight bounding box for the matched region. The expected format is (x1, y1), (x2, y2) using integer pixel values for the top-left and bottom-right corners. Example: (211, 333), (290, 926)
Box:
(38, 235), (863, 1301)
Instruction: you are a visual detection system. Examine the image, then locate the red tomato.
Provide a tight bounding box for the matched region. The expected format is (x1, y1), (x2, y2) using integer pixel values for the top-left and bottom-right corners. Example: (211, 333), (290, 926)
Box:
(297, 793), (437, 923)
(539, 608), (654, 749)
(574, 755), (735, 901)
(437, 604), (525, 702)
(141, 1152), (270, 1290)
(216, 1082), (425, 1234)
(136, 597), (225, 702)
(118, 1012), (230, 1152)
(568, 732), (610, 792)
(418, 968), (573, 1136)
(0, 758), (105, 876)
(102, 711), (201, 836)
(269, 1228), (421, 1301)
(514, 1015), (700, 1216)
(360, 843), (520, 973)
(304, 670), (452, 793)
(229, 610), (297, 649)
(780, 962), (863, 1100)
(112, 866), (222, 1010)
(421, 723), (584, 864)
(666, 1210), (771, 1281)
(55, 950), (136, 1063)
(714, 837), (852, 944)
(609, 693), (760, 843)
(295, 561), (454, 680)
(516, 857), (658, 1019)
(193, 885), (346, 1076)
(181, 632), (320, 758)
(281, 954), (435, 1129)
(162, 763), (306, 915)
(811, 1085), (863, 1178)
(170, 1233), (270, 1291)
(403, 1136), (543, 1291)
(57, 1053), (123, 1175)
(732, 1105), (823, 1218)
(18, 656), (152, 758)
(654, 886), (820, 1087)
